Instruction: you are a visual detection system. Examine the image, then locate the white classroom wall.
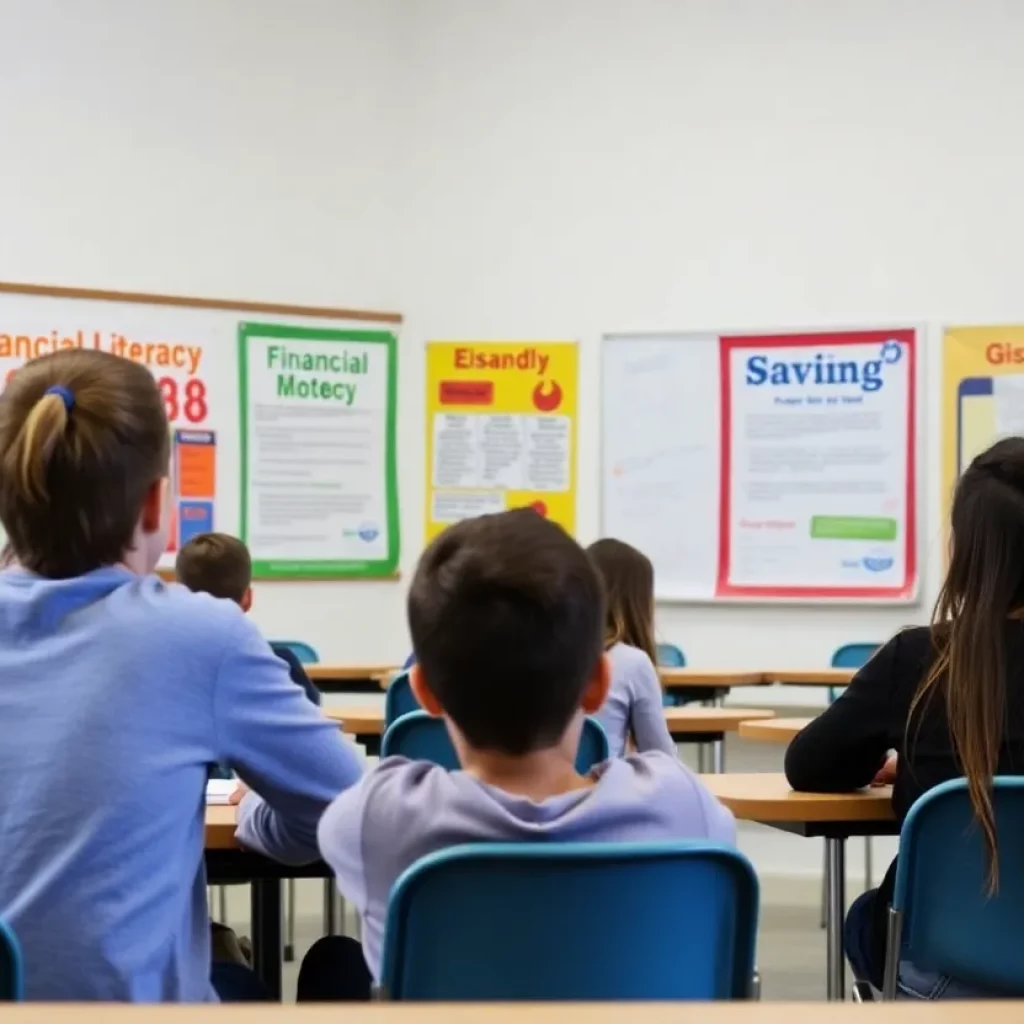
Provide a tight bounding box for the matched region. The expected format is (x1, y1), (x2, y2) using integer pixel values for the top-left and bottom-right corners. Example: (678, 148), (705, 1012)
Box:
(2, 1), (1024, 879)
(5, 0), (1024, 664)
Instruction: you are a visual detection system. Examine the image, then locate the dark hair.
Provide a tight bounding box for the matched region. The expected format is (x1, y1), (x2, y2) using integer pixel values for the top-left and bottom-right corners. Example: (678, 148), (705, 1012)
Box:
(176, 532), (252, 602)
(911, 436), (1024, 891)
(0, 350), (170, 578)
(408, 508), (605, 755)
(587, 538), (657, 666)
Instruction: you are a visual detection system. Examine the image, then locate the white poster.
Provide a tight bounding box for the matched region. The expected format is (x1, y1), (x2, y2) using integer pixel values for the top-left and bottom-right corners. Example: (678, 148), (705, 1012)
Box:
(720, 330), (915, 598)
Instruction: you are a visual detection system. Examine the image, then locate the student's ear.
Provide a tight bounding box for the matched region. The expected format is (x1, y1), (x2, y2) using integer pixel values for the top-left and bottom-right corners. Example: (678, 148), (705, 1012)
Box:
(140, 477), (167, 534)
(240, 587), (253, 613)
(580, 652), (611, 714)
(408, 664), (443, 717)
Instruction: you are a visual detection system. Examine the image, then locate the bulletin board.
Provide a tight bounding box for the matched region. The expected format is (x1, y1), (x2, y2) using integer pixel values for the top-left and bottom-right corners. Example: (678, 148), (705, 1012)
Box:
(601, 328), (919, 603)
(0, 282), (402, 579)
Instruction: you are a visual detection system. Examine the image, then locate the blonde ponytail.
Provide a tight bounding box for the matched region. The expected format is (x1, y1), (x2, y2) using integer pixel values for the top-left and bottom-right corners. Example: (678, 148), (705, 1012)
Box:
(12, 392), (70, 505)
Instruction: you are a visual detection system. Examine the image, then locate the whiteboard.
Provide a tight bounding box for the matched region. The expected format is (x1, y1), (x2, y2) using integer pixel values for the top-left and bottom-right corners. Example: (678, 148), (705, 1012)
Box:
(0, 283), (401, 578)
(601, 329), (919, 603)
(602, 333), (721, 599)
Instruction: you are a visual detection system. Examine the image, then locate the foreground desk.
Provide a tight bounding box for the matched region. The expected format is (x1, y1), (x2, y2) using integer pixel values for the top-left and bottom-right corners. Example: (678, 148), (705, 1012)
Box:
(326, 707), (776, 771)
(700, 773), (896, 1002)
(737, 717), (812, 744)
(7, 1004), (1024, 1023)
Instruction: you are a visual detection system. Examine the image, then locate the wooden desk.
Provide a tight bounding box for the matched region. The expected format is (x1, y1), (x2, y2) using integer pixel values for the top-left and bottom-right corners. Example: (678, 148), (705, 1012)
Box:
(306, 664), (397, 693)
(203, 807), (330, 999)
(5, 1005), (1023, 1023)
(658, 668), (766, 702)
(764, 669), (854, 687)
(700, 773), (895, 1001)
(737, 717), (812, 744)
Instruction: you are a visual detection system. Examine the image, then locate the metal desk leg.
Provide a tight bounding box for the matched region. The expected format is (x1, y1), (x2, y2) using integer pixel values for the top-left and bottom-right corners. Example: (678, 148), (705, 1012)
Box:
(250, 879), (283, 1001)
(864, 837), (873, 890)
(712, 738), (725, 773)
(323, 879), (338, 934)
(697, 744), (707, 772)
(825, 838), (847, 1001)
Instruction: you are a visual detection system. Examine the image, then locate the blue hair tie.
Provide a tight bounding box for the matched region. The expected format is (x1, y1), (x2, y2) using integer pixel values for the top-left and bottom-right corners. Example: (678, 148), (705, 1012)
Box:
(44, 385), (75, 412)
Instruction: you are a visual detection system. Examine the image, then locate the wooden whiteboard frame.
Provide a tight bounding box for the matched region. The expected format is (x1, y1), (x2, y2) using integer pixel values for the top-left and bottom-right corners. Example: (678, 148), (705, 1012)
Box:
(0, 280), (403, 581)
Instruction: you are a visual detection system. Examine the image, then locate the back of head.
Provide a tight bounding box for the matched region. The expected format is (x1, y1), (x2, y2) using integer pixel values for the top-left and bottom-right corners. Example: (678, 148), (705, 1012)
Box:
(586, 537), (656, 665)
(917, 436), (1024, 889)
(176, 532), (252, 603)
(408, 508), (605, 755)
(0, 350), (170, 579)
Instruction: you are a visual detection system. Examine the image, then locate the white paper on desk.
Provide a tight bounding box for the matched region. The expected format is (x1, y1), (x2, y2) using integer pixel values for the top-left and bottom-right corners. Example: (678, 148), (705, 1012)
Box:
(205, 779), (237, 805)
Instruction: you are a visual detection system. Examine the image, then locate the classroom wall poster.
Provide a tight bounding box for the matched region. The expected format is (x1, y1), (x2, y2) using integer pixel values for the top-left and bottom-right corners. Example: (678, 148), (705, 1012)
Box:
(942, 326), (1024, 525)
(719, 329), (916, 598)
(425, 341), (578, 540)
(238, 322), (399, 578)
(0, 320), (222, 569)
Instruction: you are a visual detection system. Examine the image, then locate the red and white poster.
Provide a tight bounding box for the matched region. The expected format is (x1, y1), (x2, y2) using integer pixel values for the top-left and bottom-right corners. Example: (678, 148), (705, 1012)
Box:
(602, 328), (918, 602)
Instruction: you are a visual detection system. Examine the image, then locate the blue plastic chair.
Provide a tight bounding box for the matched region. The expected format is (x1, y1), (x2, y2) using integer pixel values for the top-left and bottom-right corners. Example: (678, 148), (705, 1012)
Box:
(380, 841), (758, 1000)
(656, 643), (686, 667)
(270, 640), (319, 665)
(381, 711), (610, 774)
(385, 672), (420, 727)
(877, 777), (1024, 999)
(0, 919), (23, 1001)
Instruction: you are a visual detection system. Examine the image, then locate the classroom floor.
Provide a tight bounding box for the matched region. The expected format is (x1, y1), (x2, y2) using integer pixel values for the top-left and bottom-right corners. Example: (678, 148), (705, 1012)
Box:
(216, 703), (861, 1002)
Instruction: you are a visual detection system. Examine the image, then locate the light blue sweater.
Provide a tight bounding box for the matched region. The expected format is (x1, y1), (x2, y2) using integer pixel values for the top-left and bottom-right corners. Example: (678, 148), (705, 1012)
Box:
(0, 567), (363, 1001)
(593, 643), (677, 757)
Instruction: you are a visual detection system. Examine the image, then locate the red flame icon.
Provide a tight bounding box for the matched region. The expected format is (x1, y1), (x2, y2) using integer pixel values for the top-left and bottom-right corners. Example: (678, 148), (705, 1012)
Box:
(532, 379), (563, 412)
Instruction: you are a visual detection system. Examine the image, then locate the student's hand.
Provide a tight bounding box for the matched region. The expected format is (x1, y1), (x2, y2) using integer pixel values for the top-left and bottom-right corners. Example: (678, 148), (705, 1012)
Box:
(871, 753), (897, 787)
(228, 782), (250, 805)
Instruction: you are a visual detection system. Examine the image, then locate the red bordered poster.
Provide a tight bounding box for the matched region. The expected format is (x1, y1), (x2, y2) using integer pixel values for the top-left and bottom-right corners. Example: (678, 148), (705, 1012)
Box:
(717, 329), (916, 599)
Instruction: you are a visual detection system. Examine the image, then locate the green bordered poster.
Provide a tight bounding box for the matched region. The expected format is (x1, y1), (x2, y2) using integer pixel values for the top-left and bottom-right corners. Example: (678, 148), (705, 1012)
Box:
(238, 322), (399, 578)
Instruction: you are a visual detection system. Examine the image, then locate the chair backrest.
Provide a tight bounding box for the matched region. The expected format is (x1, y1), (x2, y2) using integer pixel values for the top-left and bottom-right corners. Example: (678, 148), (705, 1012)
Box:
(893, 777), (1024, 994)
(829, 643), (879, 669)
(385, 672), (420, 727)
(270, 640), (319, 665)
(656, 642), (686, 667)
(381, 841), (758, 1000)
(381, 711), (610, 774)
(0, 919), (23, 1001)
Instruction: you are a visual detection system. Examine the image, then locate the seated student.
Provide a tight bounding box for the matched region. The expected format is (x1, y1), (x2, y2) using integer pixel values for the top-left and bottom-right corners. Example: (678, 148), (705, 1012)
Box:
(0, 350), (363, 1002)
(785, 436), (1024, 1000)
(312, 508), (735, 994)
(587, 538), (676, 756)
(175, 532), (320, 706)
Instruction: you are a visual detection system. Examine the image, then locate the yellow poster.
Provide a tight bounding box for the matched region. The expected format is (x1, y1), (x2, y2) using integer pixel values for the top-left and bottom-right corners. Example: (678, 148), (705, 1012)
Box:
(942, 326), (1024, 520)
(425, 341), (578, 541)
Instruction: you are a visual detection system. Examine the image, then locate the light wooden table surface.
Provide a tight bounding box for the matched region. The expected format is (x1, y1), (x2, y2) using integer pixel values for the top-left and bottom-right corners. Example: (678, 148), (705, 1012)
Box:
(305, 665), (396, 684)
(658, 669), (766, 687)
(205, 804), (239, 849)
(3, 1002), (1020, 1023)
(699, 772), (893, 824)
(324, 706), (777, 737)
(762, 669), (854, 687)
(737, 717), (812, 743)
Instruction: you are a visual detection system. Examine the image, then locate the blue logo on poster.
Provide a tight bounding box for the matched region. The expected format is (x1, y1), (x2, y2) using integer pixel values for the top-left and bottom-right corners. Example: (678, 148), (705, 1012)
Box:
(862, 549), (894, 573)
(880, 340), (903, 365)
(357, 522), (379, 542)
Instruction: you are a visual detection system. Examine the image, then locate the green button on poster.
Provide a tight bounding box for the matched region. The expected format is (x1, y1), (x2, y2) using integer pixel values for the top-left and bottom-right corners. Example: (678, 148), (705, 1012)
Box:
(238, 322), (399, 579)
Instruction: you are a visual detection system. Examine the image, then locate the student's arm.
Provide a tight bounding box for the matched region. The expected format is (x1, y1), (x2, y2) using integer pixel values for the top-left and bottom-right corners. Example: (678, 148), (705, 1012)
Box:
(784, 636), (901, 793)
(628, 654), (678, 756)
(213, 617), (364, 864)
